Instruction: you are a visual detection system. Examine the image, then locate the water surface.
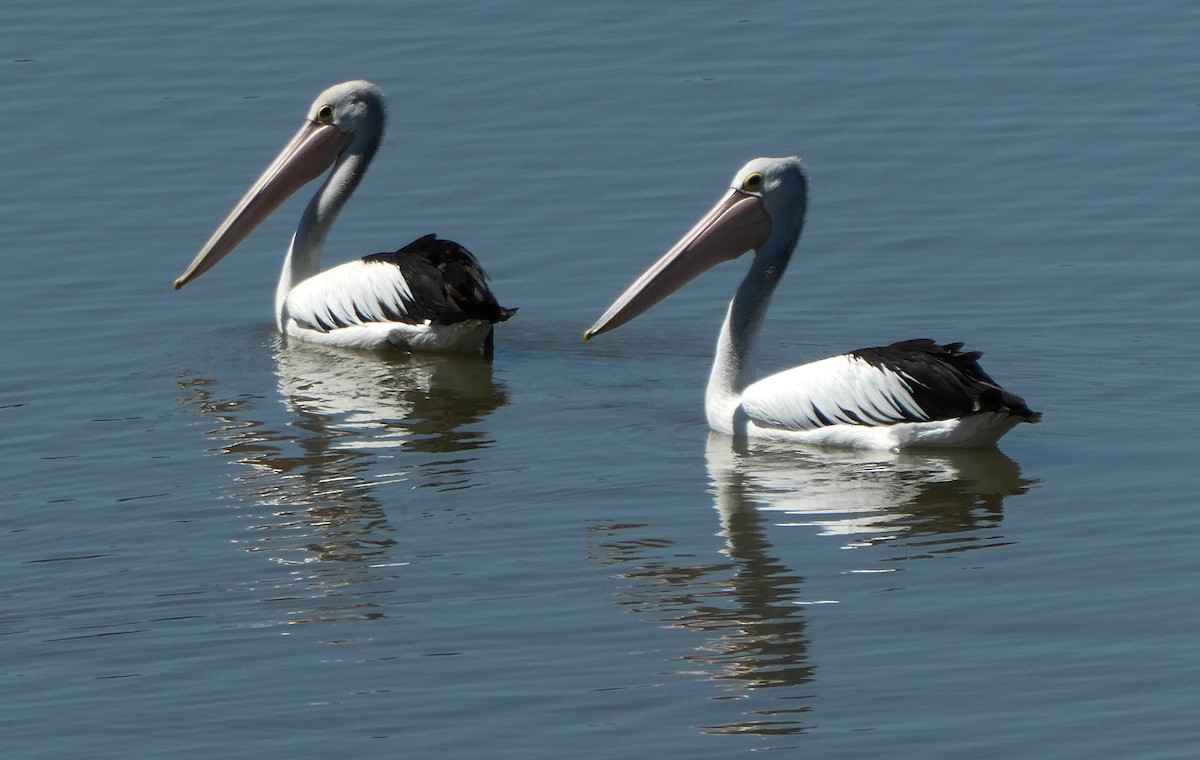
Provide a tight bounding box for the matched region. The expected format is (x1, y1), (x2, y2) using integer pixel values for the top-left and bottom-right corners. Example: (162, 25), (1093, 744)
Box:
(4, 1), (1199, 757)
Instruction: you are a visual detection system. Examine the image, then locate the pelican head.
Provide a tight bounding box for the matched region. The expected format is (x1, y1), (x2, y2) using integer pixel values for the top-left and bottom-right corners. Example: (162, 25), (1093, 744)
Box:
(173, 80), (386, 290)
(583, 156), (807, 341)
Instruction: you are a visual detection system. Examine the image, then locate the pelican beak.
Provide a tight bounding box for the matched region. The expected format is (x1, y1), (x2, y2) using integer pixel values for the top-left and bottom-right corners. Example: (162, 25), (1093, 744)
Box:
(173, 119), (352, 290)
(584, 188), (772, 340)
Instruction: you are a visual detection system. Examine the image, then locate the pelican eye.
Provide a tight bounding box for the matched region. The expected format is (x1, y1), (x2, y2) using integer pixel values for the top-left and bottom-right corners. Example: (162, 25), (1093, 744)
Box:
(741, 172), (765, 193)
(316, 104), (335, 122)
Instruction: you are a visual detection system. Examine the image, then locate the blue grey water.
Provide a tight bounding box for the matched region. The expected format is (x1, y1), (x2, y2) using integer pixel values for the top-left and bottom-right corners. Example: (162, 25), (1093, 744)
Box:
(3, 0), (1198, 756)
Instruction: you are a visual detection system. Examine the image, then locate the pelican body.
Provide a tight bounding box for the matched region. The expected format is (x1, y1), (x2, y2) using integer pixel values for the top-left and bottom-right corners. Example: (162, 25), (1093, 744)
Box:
(174, 80), (514, 354)
(584, 157), (1039, 450)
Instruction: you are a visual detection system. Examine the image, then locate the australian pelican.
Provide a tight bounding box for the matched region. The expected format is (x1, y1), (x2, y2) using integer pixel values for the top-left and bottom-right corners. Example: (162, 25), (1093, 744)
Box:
(173, 80), (514, 354)
(584, 157), (1039, 449)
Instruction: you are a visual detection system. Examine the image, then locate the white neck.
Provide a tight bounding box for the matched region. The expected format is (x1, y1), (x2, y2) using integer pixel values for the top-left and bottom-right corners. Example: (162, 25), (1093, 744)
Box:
(274, 132), (378, 331)
(705, 217), (804, 434)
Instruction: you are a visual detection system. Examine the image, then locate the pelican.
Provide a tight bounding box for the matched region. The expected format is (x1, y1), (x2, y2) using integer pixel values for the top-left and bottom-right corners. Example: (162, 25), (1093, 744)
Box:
(584, 157), (1040, 449)
(173, 80), (514, 354)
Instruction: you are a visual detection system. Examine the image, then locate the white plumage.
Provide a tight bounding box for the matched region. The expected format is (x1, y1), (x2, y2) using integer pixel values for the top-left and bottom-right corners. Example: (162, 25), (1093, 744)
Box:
(741, 354), (930, 430)
(286, 259), (415, 328)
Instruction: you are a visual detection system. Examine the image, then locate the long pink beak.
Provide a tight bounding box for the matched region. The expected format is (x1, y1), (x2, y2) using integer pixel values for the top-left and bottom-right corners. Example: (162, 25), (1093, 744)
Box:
(173, 119), (352, 290)
(583, 188), (772, 340)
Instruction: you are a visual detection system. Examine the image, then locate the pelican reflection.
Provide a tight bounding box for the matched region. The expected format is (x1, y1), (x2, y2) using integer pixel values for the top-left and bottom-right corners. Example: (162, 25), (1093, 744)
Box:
(591, 435), (1034, 736)
(177, 338), (508, 626)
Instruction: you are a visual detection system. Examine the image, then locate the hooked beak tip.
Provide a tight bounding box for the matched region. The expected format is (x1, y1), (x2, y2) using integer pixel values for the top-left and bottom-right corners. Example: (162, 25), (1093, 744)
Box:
(582, 330), (594, 343)
(173, 277), (186, 291)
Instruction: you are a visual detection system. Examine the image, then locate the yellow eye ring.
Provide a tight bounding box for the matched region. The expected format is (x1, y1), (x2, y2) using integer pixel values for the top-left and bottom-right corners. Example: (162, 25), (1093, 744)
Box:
(741, 172), (764, 193)
(316, 104), (335, 122)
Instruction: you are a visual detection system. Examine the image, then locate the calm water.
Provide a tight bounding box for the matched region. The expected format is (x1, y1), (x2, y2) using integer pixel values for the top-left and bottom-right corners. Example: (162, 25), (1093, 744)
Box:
(4, 1), (1199, 757)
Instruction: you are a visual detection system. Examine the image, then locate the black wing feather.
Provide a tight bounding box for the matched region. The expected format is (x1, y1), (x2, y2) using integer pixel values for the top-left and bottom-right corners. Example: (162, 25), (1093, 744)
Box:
(362, 234), (516, 326)
(851, 339), (1040, 422)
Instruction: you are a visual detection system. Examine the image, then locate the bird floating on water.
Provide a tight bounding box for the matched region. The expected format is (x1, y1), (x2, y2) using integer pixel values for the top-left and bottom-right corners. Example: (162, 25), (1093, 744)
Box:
(584, 156), (1039, 449)
(174, 80), (514, 355)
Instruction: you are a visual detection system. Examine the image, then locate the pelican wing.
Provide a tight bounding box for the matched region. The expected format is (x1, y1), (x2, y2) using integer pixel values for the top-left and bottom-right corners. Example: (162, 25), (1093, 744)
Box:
(741, 339), (1039, 432)
(286, 235), (515, 332)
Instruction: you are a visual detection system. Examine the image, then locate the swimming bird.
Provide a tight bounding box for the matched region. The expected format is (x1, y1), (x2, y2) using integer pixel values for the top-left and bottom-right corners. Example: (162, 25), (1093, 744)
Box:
(173, 80), (514, 354)
(584, 157), (1039, 449)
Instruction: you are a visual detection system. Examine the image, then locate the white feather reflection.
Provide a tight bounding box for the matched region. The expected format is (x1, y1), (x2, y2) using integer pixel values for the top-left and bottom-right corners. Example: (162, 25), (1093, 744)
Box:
(591, 435), (1034, 737)
(177, 338), (507, 629)
(706, 434), (1035, 556)
(272, 340), (507, 459)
